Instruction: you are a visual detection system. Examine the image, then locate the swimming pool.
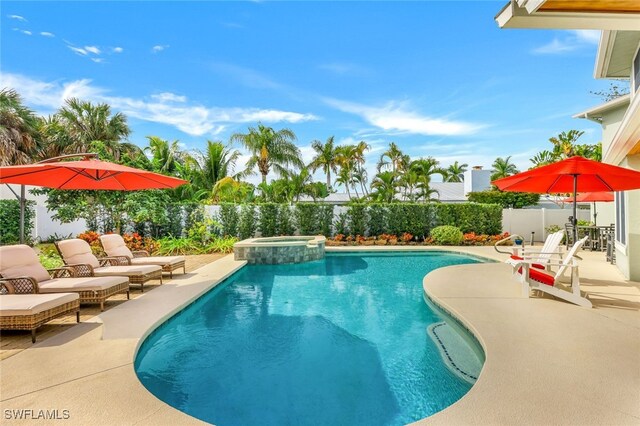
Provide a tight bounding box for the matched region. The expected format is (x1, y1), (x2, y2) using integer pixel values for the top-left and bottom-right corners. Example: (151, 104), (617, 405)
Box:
(135, 251), (485, 425)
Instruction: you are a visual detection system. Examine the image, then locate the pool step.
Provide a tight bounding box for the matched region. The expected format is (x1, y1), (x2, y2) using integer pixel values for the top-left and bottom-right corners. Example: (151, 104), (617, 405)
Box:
(427, 322), (482, 385)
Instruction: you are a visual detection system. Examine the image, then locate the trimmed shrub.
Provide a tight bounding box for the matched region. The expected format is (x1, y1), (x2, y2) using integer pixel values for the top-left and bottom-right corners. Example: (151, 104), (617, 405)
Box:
(430, 225), (463, 245)
(295, 204), (322, 235)
(238, 204), (257, 240)
(346, 204), (367, 237)
(258, 203), (279, 237)
(218, 203), (239, 237)
(467, 190), (540, 209)
(318, 205), (335, 237)
(277, 204), (295, 236)
(0, 199), (35, 245)
(334, 212), (348, 236)
(367, 204), (387, 237)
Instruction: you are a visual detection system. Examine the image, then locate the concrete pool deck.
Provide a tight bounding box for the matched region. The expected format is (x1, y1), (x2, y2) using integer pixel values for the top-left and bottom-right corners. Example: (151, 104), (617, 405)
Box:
(1, 246), (639, 425)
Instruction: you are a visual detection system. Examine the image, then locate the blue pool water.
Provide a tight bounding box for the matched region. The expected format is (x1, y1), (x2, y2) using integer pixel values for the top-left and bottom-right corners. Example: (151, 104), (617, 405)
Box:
(135, 252), (484, 425)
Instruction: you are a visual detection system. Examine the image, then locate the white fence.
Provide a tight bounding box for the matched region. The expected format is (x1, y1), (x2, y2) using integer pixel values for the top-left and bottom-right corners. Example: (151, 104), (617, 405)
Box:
(502, 208), (590, 242)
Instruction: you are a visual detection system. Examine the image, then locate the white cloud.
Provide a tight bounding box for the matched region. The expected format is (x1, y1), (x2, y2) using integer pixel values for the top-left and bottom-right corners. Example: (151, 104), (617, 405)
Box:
(324, 98), (483, 136)
(319, 62), (369, 76)
(91, 58), (105, 63)
(112, 47), (123, 53)
(8, 14), (26, 22)
(13, 28), (32, 36)
(532, 30), (601, 55)
(151, 92), (187, 103)
(573, 30), (600, 44)
(84, 46), (101, 55)
(40, 31), (55, 37)
(68, 46), (88, 56)
(152, 45), (169, 53)
(1, 72), (318, 137)
(209, 62), (282, 90)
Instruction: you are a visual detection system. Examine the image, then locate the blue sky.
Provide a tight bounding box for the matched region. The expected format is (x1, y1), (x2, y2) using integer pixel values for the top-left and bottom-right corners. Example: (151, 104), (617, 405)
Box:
(1, 1), (612, 184)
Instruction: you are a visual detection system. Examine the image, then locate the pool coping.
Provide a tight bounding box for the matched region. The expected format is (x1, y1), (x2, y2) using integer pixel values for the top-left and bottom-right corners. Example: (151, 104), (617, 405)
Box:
(1, 247), (638, 425)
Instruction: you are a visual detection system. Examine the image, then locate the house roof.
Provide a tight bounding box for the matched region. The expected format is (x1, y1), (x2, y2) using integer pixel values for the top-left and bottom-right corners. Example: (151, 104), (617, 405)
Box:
(495, 1), (640, 30)
(572, 94), (631, 122)
(594, 31), (640, 79)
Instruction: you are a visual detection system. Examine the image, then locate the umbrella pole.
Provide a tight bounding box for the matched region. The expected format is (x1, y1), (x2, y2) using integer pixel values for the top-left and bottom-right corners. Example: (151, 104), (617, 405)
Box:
(572, 174), (578, 244)
(593, 201), (597, 226)
(19, 185), (25, 244)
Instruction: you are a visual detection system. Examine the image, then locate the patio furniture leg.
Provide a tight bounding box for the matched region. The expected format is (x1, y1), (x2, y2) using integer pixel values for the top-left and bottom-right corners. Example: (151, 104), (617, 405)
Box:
(126, 290), (130, 300)
(31, 329), (36, 343)
(100, 301), (105, 312)
(76, 311), (80, 322)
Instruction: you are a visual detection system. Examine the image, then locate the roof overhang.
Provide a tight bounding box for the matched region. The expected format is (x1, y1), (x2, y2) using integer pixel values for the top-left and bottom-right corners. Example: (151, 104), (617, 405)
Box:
(594, 31), (640, 79)
(572, 94), (631, 122)
(496, 1), (640, 30)
(602, 91), (640, 164)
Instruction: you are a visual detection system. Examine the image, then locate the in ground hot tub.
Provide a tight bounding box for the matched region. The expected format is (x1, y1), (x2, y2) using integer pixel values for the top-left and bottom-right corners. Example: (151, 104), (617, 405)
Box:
(233, 235), (326, 264)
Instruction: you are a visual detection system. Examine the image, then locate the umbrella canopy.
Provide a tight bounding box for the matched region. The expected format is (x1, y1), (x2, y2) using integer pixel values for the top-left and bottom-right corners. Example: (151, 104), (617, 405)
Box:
(493, 156), (640, 242)
(0, 159), (187, 190)
(563, 192), (614, 203)
(492, 156), (640, 193)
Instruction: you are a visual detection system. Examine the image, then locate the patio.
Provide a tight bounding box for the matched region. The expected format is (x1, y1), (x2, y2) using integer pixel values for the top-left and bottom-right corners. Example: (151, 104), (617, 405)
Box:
(0, 246), (638, 425)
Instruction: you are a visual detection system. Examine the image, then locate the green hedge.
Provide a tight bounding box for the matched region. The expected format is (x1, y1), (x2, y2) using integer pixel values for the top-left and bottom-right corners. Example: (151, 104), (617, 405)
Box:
(467, 190), (540, 209)
(215, 202), (502, 239)
(0, 199), (35, 245)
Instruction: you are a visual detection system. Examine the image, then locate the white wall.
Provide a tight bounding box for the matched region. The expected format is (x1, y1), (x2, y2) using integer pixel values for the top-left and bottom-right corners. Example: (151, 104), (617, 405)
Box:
(502, 208), (590, 242)
(1, 184), (87, 242)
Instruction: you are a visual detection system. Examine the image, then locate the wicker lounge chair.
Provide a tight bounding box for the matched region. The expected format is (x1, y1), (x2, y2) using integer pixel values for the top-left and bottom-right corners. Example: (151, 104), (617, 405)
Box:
(0, 280), (80, 343)
(0, 245), (130, 311)
(99, 234), (186, 278)
(56, 239), (162, 292)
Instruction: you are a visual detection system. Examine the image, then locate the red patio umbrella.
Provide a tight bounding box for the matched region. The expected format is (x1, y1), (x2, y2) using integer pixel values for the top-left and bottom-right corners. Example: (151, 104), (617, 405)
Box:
(563, 192), (614, 226)
(493, 156), (640, 242)
(0, 154), (187, 242)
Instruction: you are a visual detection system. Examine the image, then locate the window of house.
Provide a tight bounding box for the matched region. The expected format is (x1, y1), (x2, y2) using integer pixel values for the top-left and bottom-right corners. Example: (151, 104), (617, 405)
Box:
(615, 191), (626, 245)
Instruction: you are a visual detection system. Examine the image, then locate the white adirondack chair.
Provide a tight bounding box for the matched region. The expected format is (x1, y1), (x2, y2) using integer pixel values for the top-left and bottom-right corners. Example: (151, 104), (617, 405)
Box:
(506, 230), (565, 272)
(513, 236), (591, 308)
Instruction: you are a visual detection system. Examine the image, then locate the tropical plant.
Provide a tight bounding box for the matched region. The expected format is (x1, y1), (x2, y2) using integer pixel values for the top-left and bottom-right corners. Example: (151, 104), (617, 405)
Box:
(549, 130), (584, 158)
(529, 150), (557, 168)
(491, 156), (519, 181)
(231, 123), (303, 183)
(308, 136), (339, 189)
(370, 171), (398, 202)
(443, 161), (468, 182)
(430, 225), (463, 245)
(377, 142), (408, 173)
(0, 88), (41, 165)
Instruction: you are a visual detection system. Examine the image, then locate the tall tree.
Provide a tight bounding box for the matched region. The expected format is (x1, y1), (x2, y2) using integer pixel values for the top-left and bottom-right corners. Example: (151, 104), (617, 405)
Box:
(145, 136), (184, 175)
(443, 161), (468, 182)
(231, 123), (303, 184)
(308, 136), (339, 189)
(408, 157), (442, 202)
(370, 171), (398, 203)
(0, 89), (41, 165)
(491, 156), (519, 181)
(57, 98), (131, 157)
(377, 142), (406, 173)
(549, 130), (584, 158)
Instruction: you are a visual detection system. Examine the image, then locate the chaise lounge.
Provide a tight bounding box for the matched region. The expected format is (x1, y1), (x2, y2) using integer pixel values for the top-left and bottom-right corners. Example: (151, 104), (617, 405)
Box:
(99, 234), (186, 278)
(0, 245), (130, 311)
(0, 280), (80, 343)
(506, 230), (565, 272)
(55, 239), (163, 292)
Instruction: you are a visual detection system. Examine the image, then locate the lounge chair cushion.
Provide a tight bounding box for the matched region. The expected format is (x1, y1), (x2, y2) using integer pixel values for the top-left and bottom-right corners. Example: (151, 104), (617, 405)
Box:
(93, 265), (161, 277)
(510, 255), (545, 270)
(0, 293), (79, 316)
(130, 256), (185, 267)
(0, 245), (52, 283)
(57, 239), (100, 268)
(528, 269), (555, 287)
(38, 276), (129, 293)
(99, 234), (134, 258)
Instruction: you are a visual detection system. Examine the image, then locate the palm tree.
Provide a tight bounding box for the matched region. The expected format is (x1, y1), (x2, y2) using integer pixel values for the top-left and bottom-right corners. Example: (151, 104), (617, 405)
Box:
(377, 142), (408, 173)
(491, 156), (519, 181)
(57, 98), (131, 157)
(0, 89), (41, 165)
(443, 161), (468, 182)
(231, 123), (303, 184)
(197, 141), (241, 189)
(549, 130), (584, 158)
(145, 136), (183, 174)
(370, 171), (398, 202)
(335, 167), (352, 199)
(409, 157), (442, 202)
(308, 136), (339, 189)
(529, 150), (557, 168)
